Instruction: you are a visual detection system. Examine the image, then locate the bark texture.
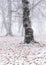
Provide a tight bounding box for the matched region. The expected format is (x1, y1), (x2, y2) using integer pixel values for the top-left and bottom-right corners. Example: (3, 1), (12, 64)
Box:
(22, 0), (34, 43)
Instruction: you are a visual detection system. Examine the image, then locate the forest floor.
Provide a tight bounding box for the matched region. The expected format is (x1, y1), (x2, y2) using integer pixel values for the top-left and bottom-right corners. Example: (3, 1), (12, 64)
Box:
(0, 36), (46, 65)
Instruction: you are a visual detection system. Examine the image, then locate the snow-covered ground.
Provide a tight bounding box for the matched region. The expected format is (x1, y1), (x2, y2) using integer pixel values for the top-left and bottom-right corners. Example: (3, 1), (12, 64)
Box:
(0, 36), (46, 65)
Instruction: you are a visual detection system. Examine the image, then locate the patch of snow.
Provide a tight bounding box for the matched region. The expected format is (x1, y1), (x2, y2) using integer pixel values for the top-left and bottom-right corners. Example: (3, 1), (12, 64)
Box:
(0, 36), (46, 65)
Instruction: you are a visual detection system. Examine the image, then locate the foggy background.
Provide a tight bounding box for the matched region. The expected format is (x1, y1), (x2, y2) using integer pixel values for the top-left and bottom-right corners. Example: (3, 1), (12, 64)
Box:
(0, 0), (46, 36)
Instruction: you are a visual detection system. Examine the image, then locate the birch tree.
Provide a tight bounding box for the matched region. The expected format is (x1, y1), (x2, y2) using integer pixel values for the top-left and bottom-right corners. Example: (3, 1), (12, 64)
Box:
(22, 0), (34, 43)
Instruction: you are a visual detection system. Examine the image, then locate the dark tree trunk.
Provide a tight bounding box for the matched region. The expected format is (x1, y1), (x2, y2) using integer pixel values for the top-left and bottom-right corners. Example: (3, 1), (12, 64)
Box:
(22, 0), (34, 43)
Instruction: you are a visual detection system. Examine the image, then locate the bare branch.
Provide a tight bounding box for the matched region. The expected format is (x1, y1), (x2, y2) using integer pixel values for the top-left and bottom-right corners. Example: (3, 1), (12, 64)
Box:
(30, 0), (44, 10)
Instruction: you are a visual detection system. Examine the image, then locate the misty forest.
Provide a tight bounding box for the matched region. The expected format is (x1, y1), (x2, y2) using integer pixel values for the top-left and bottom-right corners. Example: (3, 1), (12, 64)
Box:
(0, 0), (46, 65)
(0, 0), (46, 42)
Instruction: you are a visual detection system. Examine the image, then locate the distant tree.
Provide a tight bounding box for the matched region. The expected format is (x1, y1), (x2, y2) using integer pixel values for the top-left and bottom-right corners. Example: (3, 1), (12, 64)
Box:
(0, 0), (12, 36)
(22, 0), (34, 43)
(6, 0), (12, 36)
(0, 0), (8, 35)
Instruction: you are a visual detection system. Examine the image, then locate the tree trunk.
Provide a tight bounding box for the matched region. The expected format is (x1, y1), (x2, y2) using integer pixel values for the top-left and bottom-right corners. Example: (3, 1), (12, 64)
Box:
(0, 0), (9, 35)
(7, 0), (12, 36)
(22, 0), (34, 43)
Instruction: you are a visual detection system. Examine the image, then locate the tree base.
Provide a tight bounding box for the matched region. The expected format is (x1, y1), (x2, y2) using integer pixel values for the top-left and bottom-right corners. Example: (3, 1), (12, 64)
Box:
(5, 33), (13, 36)
(24, 28), (34, 43)
(24, 39), (40, 44)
